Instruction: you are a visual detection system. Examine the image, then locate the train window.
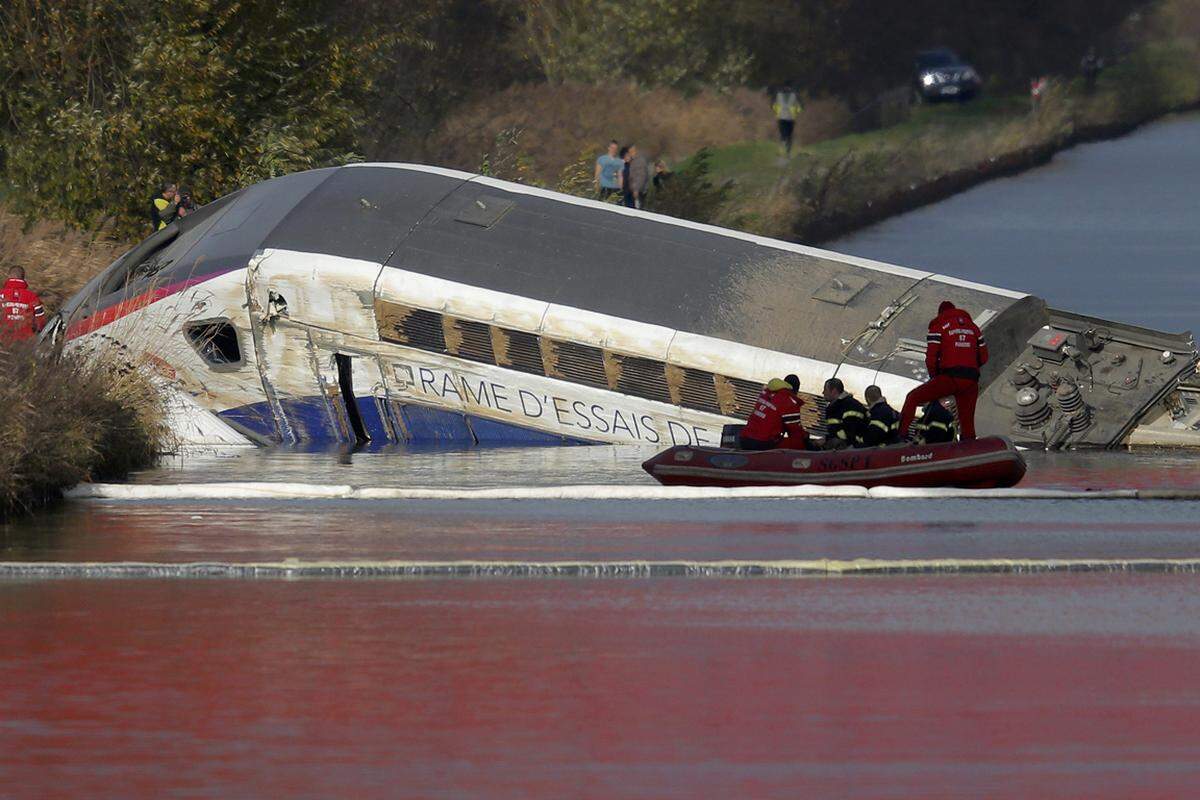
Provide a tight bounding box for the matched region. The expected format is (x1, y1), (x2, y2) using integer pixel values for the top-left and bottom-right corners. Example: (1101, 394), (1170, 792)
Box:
(184, 320), (243, 368)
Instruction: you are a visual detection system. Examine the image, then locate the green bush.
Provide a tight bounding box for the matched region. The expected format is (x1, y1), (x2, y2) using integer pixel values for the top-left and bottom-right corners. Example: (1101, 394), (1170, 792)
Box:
(646, 148), (733, 225)
(0, 0), (400, 237)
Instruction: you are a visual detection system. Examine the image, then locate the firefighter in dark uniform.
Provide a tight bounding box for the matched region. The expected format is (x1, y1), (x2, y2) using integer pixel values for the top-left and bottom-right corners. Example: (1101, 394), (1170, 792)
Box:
(914, 399), (957, 444)
(821, 377), (867, 449)
(739, 374), (809, 451)
(862, 384), (900, 446)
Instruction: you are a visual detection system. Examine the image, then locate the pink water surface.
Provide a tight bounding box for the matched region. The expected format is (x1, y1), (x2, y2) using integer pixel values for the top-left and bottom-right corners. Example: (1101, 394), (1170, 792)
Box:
(3, 575), (1199, 798)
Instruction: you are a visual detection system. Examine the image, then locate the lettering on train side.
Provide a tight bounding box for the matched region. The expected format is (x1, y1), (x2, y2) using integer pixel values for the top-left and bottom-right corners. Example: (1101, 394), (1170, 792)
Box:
(519, 390), (543, 418)
(490, 384), (512, 413)
(589, 404), (611, 433)
(667, 421), (691, 445)
(440, 373), (463, 402)
(389, 360), (717, 445)
(461, 378), (491, 406)
(418, 367), (436, 394)
(612, 409), (635, 438)
(640, 415), (661, 444)
(551, 397), (573, 426)
(571, 401), (593, 430)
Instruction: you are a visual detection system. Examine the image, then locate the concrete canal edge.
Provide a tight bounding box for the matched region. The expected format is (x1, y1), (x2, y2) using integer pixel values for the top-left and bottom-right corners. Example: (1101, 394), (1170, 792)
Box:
(63, 482), (1200, 501)
(3, 558), (1200, 579)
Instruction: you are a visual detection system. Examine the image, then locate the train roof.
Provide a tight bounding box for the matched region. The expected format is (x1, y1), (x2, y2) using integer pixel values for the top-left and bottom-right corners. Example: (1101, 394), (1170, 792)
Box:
(63, 163), (1036, 363)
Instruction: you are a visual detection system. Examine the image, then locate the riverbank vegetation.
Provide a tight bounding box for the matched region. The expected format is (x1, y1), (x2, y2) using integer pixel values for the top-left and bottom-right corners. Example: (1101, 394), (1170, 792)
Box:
(707, 28), (1200, 240)
(1, 1), (1198, 301)
(0, 343), (165, 517)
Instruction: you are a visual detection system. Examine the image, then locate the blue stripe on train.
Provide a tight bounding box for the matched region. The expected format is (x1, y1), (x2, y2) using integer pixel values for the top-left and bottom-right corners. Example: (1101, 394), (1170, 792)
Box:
(218, 397), (591, 447)
(356, 397), (393, 443)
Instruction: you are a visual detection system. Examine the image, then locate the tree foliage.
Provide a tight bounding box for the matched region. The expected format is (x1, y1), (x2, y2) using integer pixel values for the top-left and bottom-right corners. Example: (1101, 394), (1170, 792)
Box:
(728, 0), (1149, 104)
(0, 0), (1154, 234)
(520, 0), (753, 89)
(646, 149), (733, 223)
(0, 0), (409, 235)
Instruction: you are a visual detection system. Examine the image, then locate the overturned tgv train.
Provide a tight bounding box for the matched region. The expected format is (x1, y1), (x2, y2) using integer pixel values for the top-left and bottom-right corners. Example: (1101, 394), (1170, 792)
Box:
(48, 163), (1200, 449)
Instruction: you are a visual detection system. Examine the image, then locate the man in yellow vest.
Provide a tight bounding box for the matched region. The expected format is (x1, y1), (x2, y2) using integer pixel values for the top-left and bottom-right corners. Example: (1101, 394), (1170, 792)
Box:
(772, 83), (803, 156)
(150, 182), (183, 231)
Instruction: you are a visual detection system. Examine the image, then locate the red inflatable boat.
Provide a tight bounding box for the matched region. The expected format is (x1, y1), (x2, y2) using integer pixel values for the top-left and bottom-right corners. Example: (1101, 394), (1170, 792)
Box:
(642, 436), (1026, 489)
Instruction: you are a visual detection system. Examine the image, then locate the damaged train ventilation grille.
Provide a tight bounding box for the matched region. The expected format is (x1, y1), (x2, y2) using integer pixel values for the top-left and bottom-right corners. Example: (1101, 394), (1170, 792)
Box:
(611, 355), (672, 405)
(494, 328), (546, 376)
(375, 300), (830, 421)
(726, 377), (765, 417)
(672, 367), (722, 414)
(445, 317), (495, 364)
(378, 304), (447, 353)
(544, 340), (610, 389)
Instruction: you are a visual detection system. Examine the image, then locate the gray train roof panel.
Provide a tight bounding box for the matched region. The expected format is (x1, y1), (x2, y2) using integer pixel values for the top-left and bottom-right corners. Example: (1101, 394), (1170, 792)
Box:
(262, 166), (467, 263)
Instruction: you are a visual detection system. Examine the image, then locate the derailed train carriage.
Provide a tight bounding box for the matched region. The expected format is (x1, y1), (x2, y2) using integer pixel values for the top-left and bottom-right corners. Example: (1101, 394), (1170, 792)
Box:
(47, 163), (1200, 449)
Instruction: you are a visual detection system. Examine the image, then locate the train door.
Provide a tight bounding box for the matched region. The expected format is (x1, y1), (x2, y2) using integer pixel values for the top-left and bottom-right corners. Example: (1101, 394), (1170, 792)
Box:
(243, 249), (385, 445)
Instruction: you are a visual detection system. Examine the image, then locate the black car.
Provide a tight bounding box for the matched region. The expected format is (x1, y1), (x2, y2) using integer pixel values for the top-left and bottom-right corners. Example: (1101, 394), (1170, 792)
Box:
(914, 48), (981, 102)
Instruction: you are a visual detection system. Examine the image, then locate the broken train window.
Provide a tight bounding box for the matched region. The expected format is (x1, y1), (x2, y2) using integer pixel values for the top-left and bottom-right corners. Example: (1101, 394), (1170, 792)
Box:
(184, 320), (242, 367)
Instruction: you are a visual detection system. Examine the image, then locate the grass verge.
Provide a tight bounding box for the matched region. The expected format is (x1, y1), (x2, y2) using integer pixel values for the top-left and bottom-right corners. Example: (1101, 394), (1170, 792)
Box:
(707, 37), (1200, 242)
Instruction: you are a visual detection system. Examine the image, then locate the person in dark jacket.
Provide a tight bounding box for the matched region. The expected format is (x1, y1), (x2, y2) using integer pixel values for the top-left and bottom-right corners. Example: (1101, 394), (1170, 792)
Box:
(900, 300), (988, 441)
(625, 144), (650, 209)
(821, 378), (867, 449)
(739, 374), (809, 451)
(862, 384), (900, 446)
(914, 399), (956, 444)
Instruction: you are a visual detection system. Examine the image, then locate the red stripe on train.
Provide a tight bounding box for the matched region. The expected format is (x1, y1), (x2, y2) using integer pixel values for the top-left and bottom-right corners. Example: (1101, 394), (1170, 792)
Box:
(65, 272), (234, 341)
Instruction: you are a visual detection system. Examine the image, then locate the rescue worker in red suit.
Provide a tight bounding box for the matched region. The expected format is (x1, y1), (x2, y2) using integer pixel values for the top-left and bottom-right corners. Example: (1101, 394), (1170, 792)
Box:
(739, 373), (809, 451)
(1, 266), (46, 343)
(899, 300), (988, 440)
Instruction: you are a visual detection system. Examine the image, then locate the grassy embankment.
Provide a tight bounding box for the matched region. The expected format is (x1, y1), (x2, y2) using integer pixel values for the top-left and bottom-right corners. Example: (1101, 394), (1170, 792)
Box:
(0, 200), (162, 517)
(706, 38), (1200, 242)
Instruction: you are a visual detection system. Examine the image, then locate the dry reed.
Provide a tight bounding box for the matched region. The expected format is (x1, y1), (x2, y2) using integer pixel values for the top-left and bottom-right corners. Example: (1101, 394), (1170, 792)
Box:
(0, 203), (131, 314)
(0, 341), (167, 516)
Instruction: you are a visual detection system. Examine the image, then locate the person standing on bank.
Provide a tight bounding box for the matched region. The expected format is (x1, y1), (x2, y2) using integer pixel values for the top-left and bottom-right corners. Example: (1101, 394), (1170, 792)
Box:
(625, 144), (651, 209)
(594, 140), (624, 200)
(1, 266), (46, 343)
(899, 301), (988, 441)
(772, 83), (803, 157)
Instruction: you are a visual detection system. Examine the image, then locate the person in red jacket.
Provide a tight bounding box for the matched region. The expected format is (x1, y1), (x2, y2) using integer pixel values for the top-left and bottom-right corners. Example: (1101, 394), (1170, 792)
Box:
(1, 266), (46, 344)
(739, 373), (809, 450)
(899, 301), (989, 440)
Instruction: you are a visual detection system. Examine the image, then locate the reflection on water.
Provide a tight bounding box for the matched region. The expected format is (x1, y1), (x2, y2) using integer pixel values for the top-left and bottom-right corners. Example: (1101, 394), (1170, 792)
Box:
(2, 444), (1196, 566)
(2, 575), (1200, 798)
(832, 113), (1200, 333)
(132, 442), (1200, 491)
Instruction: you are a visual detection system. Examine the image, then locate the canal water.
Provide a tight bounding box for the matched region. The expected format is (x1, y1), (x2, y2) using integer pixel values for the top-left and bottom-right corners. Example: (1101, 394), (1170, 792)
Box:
(4, 114), (1200, 798)
(831, 112), (1200, 333)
